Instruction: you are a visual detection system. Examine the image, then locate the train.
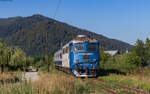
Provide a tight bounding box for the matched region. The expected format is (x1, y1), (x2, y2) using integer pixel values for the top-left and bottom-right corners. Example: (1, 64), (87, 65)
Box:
(54, 35), (100, 77)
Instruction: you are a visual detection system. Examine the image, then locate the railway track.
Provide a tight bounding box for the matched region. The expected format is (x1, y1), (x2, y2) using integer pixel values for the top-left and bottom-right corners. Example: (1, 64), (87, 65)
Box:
(58, 70), (118, 94)
(80, 78), (149, 94)
(57, 69), (149, 94)
(93, 78), (149, 94)
(80, 78), (118, 94)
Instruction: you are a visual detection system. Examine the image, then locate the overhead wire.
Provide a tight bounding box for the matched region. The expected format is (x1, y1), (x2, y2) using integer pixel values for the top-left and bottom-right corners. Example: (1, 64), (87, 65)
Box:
(46, 0), (62, 72)
(53, 0), (62, 19)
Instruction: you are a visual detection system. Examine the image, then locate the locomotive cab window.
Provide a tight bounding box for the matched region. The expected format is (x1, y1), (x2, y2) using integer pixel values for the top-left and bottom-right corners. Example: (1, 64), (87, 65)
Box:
(74, 43), (84, 52)
(63, 46), (69, 54)
(87, 43), (98, 52)
(63, 49), (65, 54)
(60, 53), (62, 58)
(66, 46), (69, 53)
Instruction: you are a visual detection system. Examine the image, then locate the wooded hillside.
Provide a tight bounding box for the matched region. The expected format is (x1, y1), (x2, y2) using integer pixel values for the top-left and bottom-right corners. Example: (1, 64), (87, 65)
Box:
(0, 14), (132, 56)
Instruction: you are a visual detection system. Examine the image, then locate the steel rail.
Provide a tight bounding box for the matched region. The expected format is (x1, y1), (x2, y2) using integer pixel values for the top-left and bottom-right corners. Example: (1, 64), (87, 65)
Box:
(58, 70), (118, 94)
(94, 78), (149, 94)
(55, 68), (149, 94)
(81, 79), (118, 94)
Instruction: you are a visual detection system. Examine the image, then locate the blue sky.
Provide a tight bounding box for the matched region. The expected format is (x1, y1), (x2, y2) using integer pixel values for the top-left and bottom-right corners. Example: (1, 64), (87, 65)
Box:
(0, 0), (150, 45)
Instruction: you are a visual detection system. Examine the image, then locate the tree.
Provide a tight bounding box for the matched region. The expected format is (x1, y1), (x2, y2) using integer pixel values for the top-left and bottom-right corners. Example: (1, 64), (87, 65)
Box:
(99, 46), (112, 63)
(9, 47), (27, 71)
(125, 52), (141, 67)
(0, 41), (5, 73)
(145, 38), (150, 65)
(133, 39), (146, 66)
(0, 41), (12, 73)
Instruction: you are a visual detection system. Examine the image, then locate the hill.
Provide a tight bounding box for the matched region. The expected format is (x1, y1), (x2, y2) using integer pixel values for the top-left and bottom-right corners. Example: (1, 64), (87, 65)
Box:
(0, 14), (132, 56)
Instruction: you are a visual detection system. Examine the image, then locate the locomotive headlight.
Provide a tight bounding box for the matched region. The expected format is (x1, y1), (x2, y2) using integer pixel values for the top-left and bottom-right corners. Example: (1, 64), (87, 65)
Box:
(92, 66), (97, 69)
(92, 66), (94, 69)
(76, 59), (79, 63)
(93, 59), (96, 62)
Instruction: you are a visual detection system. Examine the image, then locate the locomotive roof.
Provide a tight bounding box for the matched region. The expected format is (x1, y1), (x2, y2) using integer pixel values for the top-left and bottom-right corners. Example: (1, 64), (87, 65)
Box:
(54, 50), (62, 56)
(73, 35), (97, 42)
(62, 35), (98, 48)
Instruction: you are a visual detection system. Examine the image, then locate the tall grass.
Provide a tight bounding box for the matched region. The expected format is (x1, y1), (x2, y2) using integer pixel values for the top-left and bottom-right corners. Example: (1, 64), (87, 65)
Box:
(98, 72), (150, 93)
(0, 73), (96, 94)
(0, 72), (22, 84)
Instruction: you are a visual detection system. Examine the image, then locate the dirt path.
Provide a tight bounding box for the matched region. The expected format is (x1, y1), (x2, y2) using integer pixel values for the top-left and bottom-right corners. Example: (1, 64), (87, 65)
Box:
(22, 72), (39, 81)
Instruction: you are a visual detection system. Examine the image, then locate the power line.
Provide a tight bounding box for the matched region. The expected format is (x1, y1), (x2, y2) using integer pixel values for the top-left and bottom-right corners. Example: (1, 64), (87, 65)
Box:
(46, 0), (62, 72)
(53, 0), (62, 19)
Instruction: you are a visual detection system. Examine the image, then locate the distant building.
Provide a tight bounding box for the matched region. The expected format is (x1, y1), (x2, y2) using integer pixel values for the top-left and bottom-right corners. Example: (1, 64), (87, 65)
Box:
(104, 50), (120, 56)
(126, 49), (129, 53)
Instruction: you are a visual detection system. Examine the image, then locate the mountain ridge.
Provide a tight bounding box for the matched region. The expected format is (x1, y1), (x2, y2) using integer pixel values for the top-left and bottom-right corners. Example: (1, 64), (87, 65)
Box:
(0, 14), (132, 56)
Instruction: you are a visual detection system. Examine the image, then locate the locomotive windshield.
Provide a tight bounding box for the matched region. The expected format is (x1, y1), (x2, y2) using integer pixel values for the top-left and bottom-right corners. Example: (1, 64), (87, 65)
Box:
(74, 43), (84, 52)
(87, 43), (98, 52)
(73, 42), (98, 52)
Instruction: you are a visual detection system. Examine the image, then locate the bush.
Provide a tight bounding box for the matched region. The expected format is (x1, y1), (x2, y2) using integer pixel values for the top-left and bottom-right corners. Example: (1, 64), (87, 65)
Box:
(0, 41), (32, 72)
(33, 55), (54, 72)
(100, 51), (141, 74)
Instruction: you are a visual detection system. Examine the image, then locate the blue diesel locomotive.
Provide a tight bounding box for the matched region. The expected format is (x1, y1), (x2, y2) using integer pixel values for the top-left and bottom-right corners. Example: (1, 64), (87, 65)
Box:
(54, 35), (99, 77)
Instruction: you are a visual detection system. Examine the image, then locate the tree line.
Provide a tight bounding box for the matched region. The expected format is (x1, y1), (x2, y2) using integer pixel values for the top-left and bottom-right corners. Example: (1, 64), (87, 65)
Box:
(100, 38), (150, 74)
(1, 37), (150, 74)
(0, 40), (54, 73)
(0, 41), (31, 73)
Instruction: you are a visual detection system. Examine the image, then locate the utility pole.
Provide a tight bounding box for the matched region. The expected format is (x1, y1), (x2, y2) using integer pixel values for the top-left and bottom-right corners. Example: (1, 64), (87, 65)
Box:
(45, 0), (61, 72)
(46, 30), (50, 72)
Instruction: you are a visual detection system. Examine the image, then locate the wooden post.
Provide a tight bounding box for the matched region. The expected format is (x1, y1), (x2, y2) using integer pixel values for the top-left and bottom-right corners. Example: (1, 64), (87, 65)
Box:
(46, 31), (50, 72)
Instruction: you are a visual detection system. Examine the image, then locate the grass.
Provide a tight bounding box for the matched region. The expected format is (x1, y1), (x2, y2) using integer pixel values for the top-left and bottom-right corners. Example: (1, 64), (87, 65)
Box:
(0, 72), (22, 84)
(0, 70), (101, 94)
(98, 69), (150, 93)
(0, 68), (150, 94)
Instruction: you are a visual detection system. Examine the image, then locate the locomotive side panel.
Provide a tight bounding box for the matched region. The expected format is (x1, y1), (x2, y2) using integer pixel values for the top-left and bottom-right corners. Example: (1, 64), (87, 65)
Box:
(62, 53), (70, 68)
(62, 44), (70, 68)
(54, 50), (62, 67)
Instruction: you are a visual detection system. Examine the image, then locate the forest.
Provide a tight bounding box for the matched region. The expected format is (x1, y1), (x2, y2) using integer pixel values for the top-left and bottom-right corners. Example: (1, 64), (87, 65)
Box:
(0, 14), (132, 56)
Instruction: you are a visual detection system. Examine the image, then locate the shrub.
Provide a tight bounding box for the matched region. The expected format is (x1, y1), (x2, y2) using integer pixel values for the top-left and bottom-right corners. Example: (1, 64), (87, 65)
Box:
(100, 51), (141, 74)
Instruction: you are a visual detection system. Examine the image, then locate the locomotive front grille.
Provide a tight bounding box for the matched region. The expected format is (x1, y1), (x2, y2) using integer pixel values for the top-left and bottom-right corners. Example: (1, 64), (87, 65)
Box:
(83, 55), (90, 60)
(80, 62), (89, 64)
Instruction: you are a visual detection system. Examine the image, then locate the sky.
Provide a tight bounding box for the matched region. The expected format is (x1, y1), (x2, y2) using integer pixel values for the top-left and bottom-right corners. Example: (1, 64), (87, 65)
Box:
(0, 0), (150, 45)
